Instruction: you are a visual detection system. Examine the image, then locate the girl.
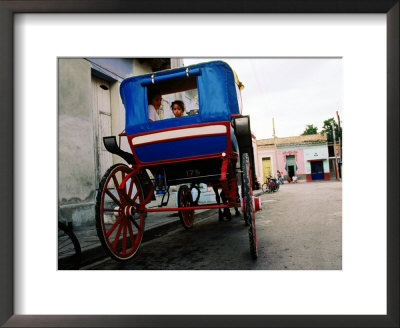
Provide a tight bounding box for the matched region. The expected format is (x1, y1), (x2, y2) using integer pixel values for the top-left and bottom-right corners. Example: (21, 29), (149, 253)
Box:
(171, 100), (185, 117)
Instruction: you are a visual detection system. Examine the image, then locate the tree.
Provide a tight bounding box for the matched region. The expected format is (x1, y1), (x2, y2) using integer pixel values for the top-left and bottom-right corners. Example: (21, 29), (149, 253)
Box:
(302, 124), (318, 135)
(321, 117), (342, 142)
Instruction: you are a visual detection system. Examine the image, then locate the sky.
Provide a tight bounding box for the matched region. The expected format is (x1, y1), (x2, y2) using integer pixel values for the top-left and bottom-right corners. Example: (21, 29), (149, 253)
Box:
(183, 58), (343, 140)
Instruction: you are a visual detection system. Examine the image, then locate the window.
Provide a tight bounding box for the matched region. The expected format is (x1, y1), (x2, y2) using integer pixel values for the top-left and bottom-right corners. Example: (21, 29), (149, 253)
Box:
(328, 145), (334, 157)
(147, 75), (199, 121)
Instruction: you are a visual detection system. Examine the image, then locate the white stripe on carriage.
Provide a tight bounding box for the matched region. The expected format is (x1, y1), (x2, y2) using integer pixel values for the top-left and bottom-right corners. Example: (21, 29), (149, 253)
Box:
(131, 125), (227, 145)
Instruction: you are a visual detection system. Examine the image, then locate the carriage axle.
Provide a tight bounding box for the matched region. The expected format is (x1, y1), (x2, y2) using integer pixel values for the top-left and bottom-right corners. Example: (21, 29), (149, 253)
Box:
(123, 203), (237, 214)
(145, 203), (235, 212)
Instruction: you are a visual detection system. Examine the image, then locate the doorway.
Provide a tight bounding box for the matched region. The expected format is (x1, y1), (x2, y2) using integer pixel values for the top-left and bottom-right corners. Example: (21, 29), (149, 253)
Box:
(262, 157), (272, 182)
(285, 155), (296, 178)
(288, 165), (295, 178)
(311, 161), (324, 180)
(91, 76), (113, 185)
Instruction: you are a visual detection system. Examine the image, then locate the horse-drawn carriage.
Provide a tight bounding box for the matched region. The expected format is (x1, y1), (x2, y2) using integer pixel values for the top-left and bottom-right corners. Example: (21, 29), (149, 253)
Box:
(95, 60), (260, 262)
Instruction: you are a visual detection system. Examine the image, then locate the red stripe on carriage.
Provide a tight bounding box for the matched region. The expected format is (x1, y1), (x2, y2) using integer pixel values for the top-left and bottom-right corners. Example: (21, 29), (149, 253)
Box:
(130, 132), (227, 147)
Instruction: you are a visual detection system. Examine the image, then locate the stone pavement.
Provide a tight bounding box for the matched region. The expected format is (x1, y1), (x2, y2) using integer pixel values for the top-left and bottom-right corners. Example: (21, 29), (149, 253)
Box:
(60, 189), (264, 269)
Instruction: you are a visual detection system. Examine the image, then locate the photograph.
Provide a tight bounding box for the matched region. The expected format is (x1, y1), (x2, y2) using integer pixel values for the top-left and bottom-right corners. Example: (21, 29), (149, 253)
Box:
(58, 57), (343, 270)
(2, 3), (396, 325)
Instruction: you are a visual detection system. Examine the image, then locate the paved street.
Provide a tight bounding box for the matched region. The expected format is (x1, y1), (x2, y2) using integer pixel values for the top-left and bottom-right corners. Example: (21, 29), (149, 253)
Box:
(86, 181), (342, 270)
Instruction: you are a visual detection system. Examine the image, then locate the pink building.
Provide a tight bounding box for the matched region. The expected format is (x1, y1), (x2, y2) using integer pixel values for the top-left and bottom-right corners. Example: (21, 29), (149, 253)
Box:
(256, 134), (332, 183)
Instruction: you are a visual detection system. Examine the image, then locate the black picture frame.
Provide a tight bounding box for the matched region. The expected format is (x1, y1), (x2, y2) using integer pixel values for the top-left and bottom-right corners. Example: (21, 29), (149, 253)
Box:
(1, 1), (398, 327)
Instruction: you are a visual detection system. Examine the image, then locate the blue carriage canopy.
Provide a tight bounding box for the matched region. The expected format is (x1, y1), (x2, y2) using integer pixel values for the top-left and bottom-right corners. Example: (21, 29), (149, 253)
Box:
(120, 61), (243, 135)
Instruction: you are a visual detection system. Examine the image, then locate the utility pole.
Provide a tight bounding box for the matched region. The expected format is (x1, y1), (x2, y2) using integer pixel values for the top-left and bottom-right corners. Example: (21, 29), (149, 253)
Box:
(331, 122), (339, 181)
(272, 118), (279, 178)
(336, 110), (342, 178)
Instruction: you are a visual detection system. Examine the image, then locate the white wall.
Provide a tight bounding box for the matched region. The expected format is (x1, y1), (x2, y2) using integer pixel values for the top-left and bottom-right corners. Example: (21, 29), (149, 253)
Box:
(58, 58), (97, 225)
(304, 144), (330, 174)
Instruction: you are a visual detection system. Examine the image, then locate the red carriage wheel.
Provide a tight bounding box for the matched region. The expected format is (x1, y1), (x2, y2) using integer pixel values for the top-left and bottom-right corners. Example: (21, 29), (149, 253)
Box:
(242, 153), (258, 259)
(178, 185), (195, 229)
(95, 164), (146, 261)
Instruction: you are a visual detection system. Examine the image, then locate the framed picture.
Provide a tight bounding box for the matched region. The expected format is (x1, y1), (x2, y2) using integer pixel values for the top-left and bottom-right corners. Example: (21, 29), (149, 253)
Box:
(1, 1), (398, 327)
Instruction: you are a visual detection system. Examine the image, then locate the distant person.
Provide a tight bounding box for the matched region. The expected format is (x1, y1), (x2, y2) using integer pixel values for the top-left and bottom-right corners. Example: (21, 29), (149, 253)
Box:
(287, 176), (292, 183)
(148, 90), (162, 122)
(171, 100), (185, 117)
(277, 171), (284, 184)
(292, 175), (298, 183)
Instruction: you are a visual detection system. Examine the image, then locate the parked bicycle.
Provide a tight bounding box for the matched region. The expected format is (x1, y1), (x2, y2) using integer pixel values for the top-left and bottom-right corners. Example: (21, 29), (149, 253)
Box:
(262, 176), (279, 193)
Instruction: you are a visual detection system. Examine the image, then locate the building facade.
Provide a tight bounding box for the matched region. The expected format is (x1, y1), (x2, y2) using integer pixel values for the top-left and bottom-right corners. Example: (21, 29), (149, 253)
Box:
(256, 134), (331, 183)
(327, 142), (342, 180)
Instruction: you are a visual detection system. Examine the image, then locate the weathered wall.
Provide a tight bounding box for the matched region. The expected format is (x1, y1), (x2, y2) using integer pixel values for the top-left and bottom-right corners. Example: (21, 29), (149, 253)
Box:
(58, 59), (96, 225)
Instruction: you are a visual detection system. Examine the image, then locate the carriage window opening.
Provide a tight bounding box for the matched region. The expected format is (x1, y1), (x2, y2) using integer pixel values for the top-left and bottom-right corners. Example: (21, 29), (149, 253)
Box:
(147, 75), (199, 121)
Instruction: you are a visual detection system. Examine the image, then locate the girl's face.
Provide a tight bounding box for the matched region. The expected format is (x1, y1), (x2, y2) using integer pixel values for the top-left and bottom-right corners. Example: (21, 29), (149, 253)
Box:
(151, 94), (162, 110)
(172, 104), (184, 117)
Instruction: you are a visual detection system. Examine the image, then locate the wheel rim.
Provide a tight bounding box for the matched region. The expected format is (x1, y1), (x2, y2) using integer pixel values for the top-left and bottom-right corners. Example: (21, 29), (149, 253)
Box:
(98, 165), (145, 260)
(262, 184), (267, 193)
(178, 185), (194, 229)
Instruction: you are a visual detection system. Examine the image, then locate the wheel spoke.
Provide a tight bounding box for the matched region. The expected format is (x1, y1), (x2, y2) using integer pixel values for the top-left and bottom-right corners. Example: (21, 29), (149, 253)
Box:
(127, 220), (135, 248)
(112, 175), (123, 198)
(122, 223), (127, 255)
(128, 178), (134, 198)
(106, 215), (122, 238)
(112, 175), (119, 189)
(112, 220), (124, 251)
(122, 172), (128, 194)
(112, 174), (129, 202)
(103, 208), (122, 213)
(178, 185), (194, 229)
(129, 216), (141, 230)
(105, 188), (122, 207)
(131, 190), (139, 204)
